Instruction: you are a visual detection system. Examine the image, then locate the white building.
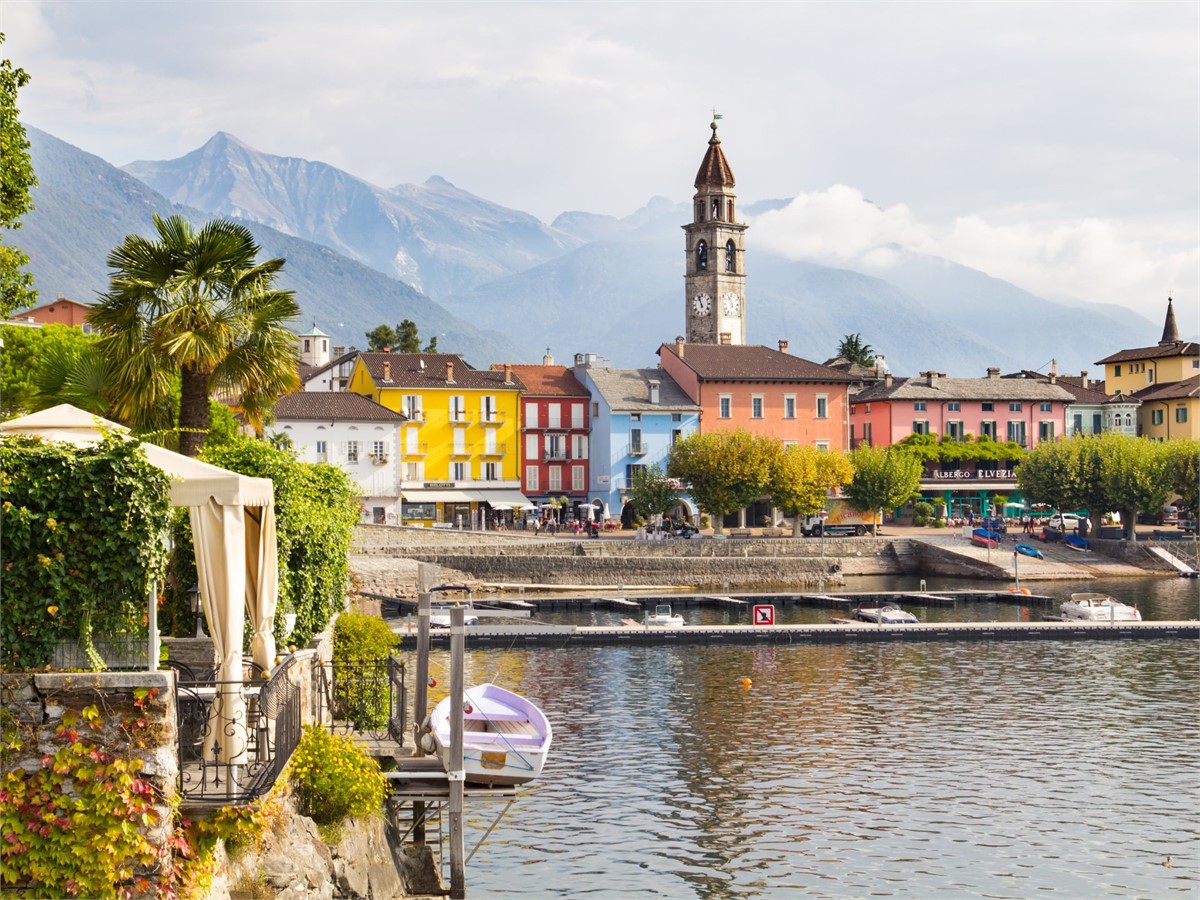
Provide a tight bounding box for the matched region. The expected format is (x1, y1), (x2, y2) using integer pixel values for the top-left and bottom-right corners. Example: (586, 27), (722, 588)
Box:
(273, 392), (406, 524)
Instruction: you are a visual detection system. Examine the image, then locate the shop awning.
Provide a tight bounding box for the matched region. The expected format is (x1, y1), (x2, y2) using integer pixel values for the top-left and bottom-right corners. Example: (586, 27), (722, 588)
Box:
(469, 489), (535, 509)
(401, 489), (478, 503)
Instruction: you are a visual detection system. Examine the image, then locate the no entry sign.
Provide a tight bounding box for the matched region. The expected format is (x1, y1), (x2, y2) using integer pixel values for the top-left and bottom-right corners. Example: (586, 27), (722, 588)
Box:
(753, 604), (775, 626)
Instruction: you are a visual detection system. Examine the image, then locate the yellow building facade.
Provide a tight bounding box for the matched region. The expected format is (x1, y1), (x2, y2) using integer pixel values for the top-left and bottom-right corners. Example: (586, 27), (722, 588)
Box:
(348, 353), (528, 526)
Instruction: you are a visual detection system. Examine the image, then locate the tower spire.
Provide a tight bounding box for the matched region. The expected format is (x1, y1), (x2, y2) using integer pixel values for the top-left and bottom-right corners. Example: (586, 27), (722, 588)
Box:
(1160, 296), (1180, 345)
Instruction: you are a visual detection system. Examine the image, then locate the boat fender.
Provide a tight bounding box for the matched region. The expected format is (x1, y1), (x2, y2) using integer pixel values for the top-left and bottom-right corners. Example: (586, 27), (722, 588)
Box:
(419, 731), (436, 754)
(741, 677), (752, 690)
(428, 676), (437, 688)
(1020, 588), (1031, 595)
(465, 703), (474, 715)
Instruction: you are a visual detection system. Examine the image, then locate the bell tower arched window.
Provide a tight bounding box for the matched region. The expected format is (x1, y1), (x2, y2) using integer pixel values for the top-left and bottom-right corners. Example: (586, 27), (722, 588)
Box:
(696, 240), (708, 271)
(725, 240), (736, 273)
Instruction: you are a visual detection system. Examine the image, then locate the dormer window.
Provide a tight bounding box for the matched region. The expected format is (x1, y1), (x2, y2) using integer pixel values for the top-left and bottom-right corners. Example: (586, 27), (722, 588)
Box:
(725, 240), (736, 273)
(696, 240), (708, 271)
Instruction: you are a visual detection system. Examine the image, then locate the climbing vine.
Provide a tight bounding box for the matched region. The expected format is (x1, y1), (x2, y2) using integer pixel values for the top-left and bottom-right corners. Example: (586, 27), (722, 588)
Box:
(0, 435), (172, 670)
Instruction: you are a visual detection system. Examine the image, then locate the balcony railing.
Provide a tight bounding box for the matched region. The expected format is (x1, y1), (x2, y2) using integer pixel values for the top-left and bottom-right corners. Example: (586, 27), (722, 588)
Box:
(480, 443), (507, 457)
(403, 409), (425, 423)
(448, 412), (473, 426)
(449, 445), (473, 457)
(317, 656), (406, 743)
(400, 442), (429, 458)
(176, 654), (301, 805)
(543, 449), (568, 462)
(628, 442), (647, 457)
(480, 411), (506, 425)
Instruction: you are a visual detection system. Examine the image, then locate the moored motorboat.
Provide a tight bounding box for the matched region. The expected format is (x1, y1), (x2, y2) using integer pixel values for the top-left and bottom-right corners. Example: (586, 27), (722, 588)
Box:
(644, 604), (686, 627)
(425, 683), (552, 786)
(430, 601), (480, 628)
(1060, 592), (1141, 622)
(852, 603), (919, 624)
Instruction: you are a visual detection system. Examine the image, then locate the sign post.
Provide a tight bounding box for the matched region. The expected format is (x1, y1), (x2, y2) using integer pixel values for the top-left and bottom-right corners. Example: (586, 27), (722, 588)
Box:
(753, 604), (775, 626)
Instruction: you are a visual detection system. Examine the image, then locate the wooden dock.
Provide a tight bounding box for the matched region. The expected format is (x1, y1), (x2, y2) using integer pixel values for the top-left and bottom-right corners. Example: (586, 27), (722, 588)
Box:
(401, 619), (1199, 649)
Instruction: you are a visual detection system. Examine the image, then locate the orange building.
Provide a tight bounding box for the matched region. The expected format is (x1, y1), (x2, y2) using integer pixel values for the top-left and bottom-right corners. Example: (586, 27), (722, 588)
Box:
(657, 338), (854, 450)
(10, 295), (97, 332)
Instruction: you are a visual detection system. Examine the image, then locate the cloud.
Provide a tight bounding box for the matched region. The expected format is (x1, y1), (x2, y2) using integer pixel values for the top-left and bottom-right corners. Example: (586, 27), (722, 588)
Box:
(752, 186), (1199, 319)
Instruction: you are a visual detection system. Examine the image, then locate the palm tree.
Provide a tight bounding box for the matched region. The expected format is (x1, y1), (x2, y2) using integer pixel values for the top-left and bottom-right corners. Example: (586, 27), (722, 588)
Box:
(836, 333), (876, 367)
(90, 214), (300, 456)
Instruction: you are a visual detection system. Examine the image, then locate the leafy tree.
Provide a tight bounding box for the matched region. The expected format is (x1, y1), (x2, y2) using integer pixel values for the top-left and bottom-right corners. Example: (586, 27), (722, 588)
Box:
(0, 34), (38, 316)
(90, 214), (300, 456)
(366, 323), (398, 352)
(841, 444), (922, 532)
(626, 463), (680, 520)
(896, 432), (1025, 463)
(1165, 440), (1200, 514)
(425, 334), (438, 352)
(769, 445), (855, 536)
(669, 430), (777, 534)
(0, 324), (98, 417)
(1018, 433), (1177, 538)
(396, 319), (420, 353)
(836, 333), (875, 367)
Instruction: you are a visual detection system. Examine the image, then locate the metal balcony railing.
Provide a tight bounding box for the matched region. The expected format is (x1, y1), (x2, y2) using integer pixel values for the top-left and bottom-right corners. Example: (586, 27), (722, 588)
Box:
(448, 412), (473, 425)
(317, 656), (407, 743)
(480, 411), (506, 425)
(176, 654), (301, 805)
(543, 449), (569, 462)
(400, 442), (429, 457)
(628, 442), (647, 457)
(480, 443), (507, 457)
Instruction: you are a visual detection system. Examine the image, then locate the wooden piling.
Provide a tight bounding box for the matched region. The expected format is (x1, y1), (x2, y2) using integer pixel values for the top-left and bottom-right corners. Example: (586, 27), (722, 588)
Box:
(412, 589), (431, 844)
(448, 606), (466, 899)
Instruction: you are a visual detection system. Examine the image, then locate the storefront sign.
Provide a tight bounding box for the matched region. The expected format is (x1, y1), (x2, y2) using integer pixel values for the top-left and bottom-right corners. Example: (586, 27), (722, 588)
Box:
(931, 469), (1015, 480)
(424, 481), (454, 488)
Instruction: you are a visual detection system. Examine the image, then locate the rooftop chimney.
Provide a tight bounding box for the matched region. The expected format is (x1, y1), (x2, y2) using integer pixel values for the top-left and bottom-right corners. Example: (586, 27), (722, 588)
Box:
(1081, 370), (1089, 389)
(1050, 358), (1058, 378)
(884, 372), (893, 388)
(649, 379), (661, 405)
(719, 332), (731, 345)
(446, 361), (455, 384)
(987, 367), (1001, 380)
(382, 361), (391, 382)
(504, 363), (513, 385)
(778, 339), (789, 354)
(1049, 371), (1057, 385)
(675, 336), (685, 358)
(922, 370), (939, 388)
(543, 348), (554, 366)
(574, 353), (584, 366)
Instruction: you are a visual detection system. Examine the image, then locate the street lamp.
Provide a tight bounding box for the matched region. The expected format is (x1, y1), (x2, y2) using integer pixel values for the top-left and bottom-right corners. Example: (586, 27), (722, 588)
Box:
(188, 584), (205, 638)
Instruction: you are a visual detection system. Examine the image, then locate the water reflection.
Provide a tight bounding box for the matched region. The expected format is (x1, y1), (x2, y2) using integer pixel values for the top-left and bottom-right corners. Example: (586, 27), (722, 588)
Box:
(420, 585), (1199, 897)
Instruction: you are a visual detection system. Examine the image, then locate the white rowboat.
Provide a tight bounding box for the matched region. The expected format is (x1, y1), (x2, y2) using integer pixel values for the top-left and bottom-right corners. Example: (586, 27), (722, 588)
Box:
(427, 683), (552, 786)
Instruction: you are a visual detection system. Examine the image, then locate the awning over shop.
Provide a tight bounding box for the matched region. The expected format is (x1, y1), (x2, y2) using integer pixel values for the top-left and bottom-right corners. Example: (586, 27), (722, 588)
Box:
(401, 489), (478, 504)
(469, 489), (535, 509)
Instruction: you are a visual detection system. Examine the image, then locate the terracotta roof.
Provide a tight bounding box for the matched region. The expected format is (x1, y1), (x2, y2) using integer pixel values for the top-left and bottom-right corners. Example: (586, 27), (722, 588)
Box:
(853, 375), (1075, 403)
(694, 123), (736, 189)
(1131, 375), (1200, 403)
(274, 392), (406, 421)
(660, 343), (855, 383)
(584, 368), (700, 414)
(357, 352), (526, 391)
(490, 364), (589, 397)
(302, 350), (360, 384)
(1094, 341), (1199, 365)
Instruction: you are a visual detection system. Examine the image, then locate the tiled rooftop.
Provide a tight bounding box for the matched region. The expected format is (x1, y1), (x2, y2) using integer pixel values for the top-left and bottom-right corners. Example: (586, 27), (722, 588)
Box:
(661, 343), (855, 383)
(357, 353), (526, 391)
(274, 391), (406, 421)
(584, 368), (699, 413)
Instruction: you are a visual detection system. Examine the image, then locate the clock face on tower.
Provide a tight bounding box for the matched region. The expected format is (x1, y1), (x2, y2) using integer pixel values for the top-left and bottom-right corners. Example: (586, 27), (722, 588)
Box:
(722, 292), (741, 316)
(692, 292), (712, 316)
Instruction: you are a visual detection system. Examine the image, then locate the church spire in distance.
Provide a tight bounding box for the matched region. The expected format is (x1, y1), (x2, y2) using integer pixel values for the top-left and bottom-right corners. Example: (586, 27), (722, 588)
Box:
(1160, 296), (1180, 345)
(683, 114), (747, 346)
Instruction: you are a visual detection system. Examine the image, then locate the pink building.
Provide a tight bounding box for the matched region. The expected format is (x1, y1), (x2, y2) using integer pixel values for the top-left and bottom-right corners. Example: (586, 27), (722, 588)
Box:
(10, 295), (96, 332)
(657, 339), (854, 450)
(851, 368), (1074, 449)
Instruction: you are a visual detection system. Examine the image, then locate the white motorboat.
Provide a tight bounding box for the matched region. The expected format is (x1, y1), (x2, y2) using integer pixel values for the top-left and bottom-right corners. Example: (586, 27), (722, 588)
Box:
(852, 603), (919, 625)
(425, 683), (552, 786)
(429, 601), (479, 628)
(1060, 592), (1142, 622)
(644, 604), (686, 627)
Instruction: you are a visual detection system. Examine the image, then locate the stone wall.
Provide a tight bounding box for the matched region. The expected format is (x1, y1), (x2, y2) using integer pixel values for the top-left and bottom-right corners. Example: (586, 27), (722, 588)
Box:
(0, 671), (178, 895)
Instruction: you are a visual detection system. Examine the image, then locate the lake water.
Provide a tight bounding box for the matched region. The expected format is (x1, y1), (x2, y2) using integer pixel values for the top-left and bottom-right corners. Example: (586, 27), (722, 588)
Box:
(422, 577), (1199, 898)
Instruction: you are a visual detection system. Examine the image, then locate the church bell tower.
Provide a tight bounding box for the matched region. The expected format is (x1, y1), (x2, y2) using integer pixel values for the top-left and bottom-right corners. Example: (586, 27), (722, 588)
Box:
(683, 117), (747, 345)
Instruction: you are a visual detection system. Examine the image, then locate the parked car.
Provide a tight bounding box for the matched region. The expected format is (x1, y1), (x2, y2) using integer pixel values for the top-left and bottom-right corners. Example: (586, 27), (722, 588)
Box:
(1178, 515), (1196, 535)
(1137, 506), (1179, 526)
(1049, 513), (1083, 533)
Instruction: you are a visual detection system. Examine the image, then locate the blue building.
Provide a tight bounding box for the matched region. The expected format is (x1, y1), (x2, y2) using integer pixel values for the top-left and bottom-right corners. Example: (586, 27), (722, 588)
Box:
(571, 353), (701, 524)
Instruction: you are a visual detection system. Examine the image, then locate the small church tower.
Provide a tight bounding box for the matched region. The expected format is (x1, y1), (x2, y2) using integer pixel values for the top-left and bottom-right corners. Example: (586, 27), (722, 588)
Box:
(683, 117), (748, 345)
(299, 322), (331, 368)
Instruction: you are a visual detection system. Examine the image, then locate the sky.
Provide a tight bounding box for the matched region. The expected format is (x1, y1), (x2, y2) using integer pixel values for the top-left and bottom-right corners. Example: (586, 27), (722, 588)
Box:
(3, 0), (1198, 325)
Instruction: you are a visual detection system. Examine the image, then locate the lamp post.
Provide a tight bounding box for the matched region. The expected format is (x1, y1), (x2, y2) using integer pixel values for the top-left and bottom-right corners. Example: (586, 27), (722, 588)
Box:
(188, 584), (205, 638)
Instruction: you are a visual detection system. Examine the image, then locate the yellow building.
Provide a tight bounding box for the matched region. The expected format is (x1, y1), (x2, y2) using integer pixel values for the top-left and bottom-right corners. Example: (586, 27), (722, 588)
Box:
(1095, 297), (1199, 397)
(1135, 376), (1199, 441)
(347, 353), (529, 526)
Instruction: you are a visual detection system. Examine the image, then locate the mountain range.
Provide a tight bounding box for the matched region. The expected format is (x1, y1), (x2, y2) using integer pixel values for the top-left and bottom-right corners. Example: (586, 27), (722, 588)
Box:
(16, 127), (1159, 376)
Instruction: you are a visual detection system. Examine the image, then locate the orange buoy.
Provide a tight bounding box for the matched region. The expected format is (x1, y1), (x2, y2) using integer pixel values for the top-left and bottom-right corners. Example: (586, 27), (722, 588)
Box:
(1020, 588), (1031, 595)
(741, 677), (753, 690)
